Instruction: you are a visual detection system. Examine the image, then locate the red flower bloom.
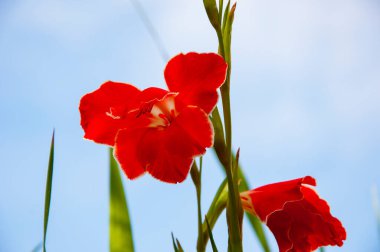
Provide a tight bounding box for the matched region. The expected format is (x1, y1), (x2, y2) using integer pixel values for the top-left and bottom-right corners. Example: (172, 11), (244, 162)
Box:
(79, 52), (227, 183)
(240, 176), (346, 252)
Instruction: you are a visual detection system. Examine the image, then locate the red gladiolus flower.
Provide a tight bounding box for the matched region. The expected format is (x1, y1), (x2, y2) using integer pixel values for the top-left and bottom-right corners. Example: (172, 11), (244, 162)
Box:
(240, 176), (346, 252)
(79, 52), (227, 183)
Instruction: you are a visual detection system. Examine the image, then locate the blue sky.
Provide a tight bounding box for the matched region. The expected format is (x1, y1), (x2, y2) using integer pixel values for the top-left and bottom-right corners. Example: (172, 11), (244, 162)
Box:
(1, 0), (379, 251)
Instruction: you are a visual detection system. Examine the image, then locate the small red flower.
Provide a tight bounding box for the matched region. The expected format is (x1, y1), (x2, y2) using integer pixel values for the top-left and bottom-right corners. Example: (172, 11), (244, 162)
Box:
(240, 176), (346, 252)
(79, 52), (227, 183)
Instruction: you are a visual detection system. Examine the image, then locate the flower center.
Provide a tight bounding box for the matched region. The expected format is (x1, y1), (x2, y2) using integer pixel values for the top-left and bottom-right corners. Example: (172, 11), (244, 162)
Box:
(148, 94), (178, 128)
(134, 93), (179, 129)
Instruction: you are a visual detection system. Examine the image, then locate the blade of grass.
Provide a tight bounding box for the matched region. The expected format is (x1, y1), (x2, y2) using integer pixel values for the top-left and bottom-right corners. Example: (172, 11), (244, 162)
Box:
(171, 233), (179, 252)
(206, 217), (218, 252)
(110, 148), (134, 252)
(43, 130), (55, 252)
(176, 239), (184, 252)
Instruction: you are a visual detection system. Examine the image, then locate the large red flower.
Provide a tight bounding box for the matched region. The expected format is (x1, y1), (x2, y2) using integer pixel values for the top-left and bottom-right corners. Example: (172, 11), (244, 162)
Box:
(240, 176), (346, 252)
(79, 52), (227, 183)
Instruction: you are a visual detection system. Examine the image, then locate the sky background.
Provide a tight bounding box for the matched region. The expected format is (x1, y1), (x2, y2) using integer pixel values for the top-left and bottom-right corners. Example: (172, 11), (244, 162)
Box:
(1, 0), (380, 251)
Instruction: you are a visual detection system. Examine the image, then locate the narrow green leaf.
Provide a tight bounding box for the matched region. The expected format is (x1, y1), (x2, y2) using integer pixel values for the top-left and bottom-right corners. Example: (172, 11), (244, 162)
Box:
(43, 130), (55, 252)
(319, 247), (325, 252)
(171, 233), (179, 252)
(197, 179), (228, 251)
(176, 239), (184, 252)
(205, 217), (218, 252)
(232, 148), (244, 234)
(110, 148), (134, 252)
(203, 0), (220, 31)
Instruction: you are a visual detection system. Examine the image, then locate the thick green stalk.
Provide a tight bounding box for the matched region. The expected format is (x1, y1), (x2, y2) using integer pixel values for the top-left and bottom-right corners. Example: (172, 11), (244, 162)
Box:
(219, 4), (243, 251)
(221, 79), (243, 252)
(212, 144), (271, 252)
(203, 1), (242, 251)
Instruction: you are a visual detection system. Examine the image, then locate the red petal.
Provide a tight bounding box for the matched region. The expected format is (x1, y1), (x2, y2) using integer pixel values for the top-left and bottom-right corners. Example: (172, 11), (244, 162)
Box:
(240, 176), (346, 252)
(79, 81), (140, 146)
(267, 191), (346, 252)
(136, 87), (168, 103)
(241, 176), (315, 221)
(113, 128), (147, 180)
(164, 52), (227, 114)
(114, 106), (213, 183)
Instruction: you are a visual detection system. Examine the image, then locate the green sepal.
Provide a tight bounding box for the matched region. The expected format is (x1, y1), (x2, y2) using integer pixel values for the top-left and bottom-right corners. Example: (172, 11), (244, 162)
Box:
(222, 2), (236, 85)
(203, 0), (221, 31)
(210, 107), (226, 167)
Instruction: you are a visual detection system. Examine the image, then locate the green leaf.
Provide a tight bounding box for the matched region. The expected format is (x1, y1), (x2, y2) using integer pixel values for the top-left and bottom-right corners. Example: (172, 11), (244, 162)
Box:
(110, 148), (134, 252)
(197, 179), (228, 251)
(171, 233), (179, 252)
(319, 247), (325, 252)
(176, 238), (184, 252)
(206, 217), (218, 252)
(43, 130), (55, 252)
(203, 0), (220, 31)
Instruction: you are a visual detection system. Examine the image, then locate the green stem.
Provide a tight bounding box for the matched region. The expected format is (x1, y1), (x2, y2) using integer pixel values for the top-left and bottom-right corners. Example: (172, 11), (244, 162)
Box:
(190, 162), (204, 252)
(221, 83), (242, 252)
(218, 10), (242, 251)
(217, 28), (226, 58)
